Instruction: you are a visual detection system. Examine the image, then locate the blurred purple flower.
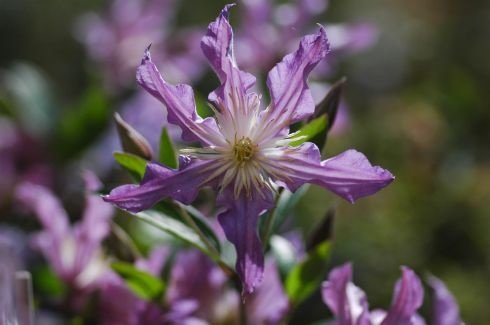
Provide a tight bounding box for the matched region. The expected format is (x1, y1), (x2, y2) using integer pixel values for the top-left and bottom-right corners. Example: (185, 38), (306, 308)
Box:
(104, 5), (394, 294)
(167, 249), (289, 324)
(428, 276), (463, 325)
(322, 263), (463, 325)
(236, 0), (378, 74)
(75, 0), (204, 91)
(323, 263), (424, 325)
(16, 172), (114, 292)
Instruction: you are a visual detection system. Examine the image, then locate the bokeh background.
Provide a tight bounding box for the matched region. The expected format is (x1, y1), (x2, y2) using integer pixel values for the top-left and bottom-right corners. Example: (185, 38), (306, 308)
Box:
(1, 0), (489, 323)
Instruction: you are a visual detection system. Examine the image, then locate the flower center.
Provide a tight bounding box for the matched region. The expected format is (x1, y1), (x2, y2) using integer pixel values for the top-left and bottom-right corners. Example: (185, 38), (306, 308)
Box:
(233, 137), (257, 164)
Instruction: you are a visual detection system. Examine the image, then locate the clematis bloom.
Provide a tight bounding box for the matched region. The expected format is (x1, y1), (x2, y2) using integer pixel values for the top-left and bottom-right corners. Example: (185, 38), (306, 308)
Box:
(322, 263), (425, 325)
(16, 172), (114, 292)
(104, 5), (394, 294)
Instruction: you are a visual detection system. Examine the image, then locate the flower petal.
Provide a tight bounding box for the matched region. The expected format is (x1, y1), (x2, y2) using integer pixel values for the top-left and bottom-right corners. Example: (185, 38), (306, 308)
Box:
(266, 143), (394, 203)
(381, 266), (424, 325)
(322, 262), (370, 325)
(201, 4), (256, 98)
(136, 48), (223, 146)
(262, 27), (329, 139)
(428, 276), (462, 325)
(103, 157), (218, 213)
(217, 188), (274, 295)
(73, 174), (114, 272)
(15, 183), (69, 243)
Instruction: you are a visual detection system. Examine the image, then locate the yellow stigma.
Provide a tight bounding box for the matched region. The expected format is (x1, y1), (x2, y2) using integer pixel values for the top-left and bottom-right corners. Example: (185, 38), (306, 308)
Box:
(233, 137), (257, 164)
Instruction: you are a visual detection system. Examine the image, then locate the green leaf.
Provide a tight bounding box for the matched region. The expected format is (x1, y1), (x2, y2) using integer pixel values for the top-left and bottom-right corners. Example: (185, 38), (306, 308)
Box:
(152, 201), (221, 253)
(134, 210), (217, 259)
(195, 93), (214, 118)
(158, 128), (179, 169)
(31, 265), (66, 297)
(180, 204), (221, 253)
(285, 240), (331, 305)
(113, 151), (147, 180)
(289, 115), (328, 147)
(111, 262), (165, 301)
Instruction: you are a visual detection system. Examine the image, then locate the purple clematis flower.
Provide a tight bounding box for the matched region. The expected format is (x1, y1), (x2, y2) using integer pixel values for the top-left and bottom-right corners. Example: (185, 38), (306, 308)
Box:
(76, 0), (204, 91)
(167, 249), (289, 324)
(16, 172), (114, 292)
(104, 5), (394, 294)
(322, 263), (425, 325)
(236, 0), (378, 74)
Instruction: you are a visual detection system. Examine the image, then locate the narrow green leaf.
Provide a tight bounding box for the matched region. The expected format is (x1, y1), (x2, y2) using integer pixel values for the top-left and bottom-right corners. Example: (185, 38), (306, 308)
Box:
(289, 114), (328, 147)
(113, 151), (147, 180)
(158, 128), (178, 169)
(180, 204), (221, 253)
(134, 210), (215, 258)
(111, 262), (165, 301)
(285, 241), (331, 305)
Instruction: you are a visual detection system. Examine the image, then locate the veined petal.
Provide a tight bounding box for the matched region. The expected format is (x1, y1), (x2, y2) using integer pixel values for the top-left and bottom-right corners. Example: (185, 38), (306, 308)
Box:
(322, 263), (370, 325)
(428, 276), (462, 325)
(201, 4), (258, 134)
(217, 188), (274, 295)
(15, 183), (69, 243)
(201, 4), (256, 99)
(267, 143), (394, 203)
(136, 48), (223, 146)
(381, 266), (424, 325)
(261, 27), (329, 140)
(103, 157), (218, 213)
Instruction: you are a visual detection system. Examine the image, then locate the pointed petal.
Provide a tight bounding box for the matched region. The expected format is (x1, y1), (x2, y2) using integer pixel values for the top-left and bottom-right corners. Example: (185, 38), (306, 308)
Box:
(201, 4), (256, 97)
(103, 157), (218, 213)
(15, 183), (69, 242)
(136, 48), (223, 146)
(262, 27), (329, 138)
(428, 276), (462, 325)
(381, 266), (424, 325)
(73, 174), (114, 271)
(217, 188), (274, 295)
(247, 259), (289, 324)
(322, 263), (370, 325)
(201, 3), (258, 132)
(268, 143), (394, 203)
